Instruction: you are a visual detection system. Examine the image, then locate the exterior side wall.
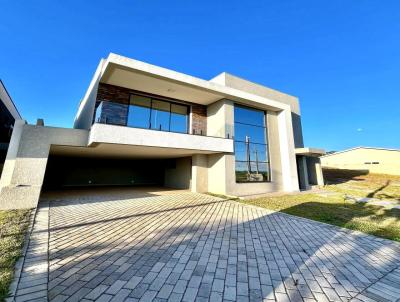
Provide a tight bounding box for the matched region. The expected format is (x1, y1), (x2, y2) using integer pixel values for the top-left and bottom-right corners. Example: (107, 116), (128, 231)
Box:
(321, 148), (400, 176)
(0, 122), (89, 209)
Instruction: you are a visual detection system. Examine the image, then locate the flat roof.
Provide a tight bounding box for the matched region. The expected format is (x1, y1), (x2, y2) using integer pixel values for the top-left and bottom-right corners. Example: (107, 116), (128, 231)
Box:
(99, 53), (293, 111)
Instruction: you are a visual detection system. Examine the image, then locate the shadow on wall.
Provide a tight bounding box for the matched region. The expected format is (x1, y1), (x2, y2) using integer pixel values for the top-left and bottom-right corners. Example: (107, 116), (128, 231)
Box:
(33, 194), (400, 301)
(322, 168), (369, 185)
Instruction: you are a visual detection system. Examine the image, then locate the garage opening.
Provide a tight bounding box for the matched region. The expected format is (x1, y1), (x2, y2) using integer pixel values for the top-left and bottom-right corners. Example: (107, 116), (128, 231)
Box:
(43, 155), (192, 190)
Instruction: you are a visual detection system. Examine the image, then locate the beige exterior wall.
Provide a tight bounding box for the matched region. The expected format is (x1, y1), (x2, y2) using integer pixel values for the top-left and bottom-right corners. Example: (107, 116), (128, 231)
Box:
(0, 121), (88, 209)
(321, 147), (400, 176)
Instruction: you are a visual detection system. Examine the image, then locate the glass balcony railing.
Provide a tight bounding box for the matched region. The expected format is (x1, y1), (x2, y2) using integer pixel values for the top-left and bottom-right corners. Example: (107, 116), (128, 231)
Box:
(93, 100), (234, 140)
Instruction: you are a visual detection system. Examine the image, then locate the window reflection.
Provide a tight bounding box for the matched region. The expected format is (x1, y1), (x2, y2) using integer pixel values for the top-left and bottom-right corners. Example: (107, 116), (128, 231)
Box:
(151, 100), (170, 131)
(170, 104), (188, 133)
(234, 106), (265, 127)
(126, 94), (188, 134)
(234, 105), (270, 182)
(128, 95), (151, 128)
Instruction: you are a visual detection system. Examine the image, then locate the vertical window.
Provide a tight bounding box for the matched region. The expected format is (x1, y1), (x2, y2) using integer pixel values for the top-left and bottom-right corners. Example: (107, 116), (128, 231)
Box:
(234, 105), (270, 182)
(128, 95), (151, 128)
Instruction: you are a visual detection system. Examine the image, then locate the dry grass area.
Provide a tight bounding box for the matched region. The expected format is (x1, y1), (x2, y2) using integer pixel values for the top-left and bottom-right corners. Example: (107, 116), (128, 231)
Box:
(240, 169), (400, 242)
(241, 193), (400, 242)
(323, 168), (400, 201)
(0, 210), (31, 301)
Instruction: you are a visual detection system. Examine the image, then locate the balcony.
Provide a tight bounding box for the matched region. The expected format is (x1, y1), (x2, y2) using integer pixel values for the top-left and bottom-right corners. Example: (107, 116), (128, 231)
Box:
(89, 100), (234, 154)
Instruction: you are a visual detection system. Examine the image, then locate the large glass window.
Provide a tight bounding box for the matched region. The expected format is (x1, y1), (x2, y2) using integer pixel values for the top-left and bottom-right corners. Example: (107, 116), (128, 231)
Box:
(234, 105), (270, 182)
(128, 95), (151, 128)
(126, 94), (189, 133)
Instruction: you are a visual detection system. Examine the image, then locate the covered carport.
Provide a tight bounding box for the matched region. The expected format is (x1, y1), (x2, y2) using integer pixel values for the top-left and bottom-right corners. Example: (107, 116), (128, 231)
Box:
(43, 144), (194, 191)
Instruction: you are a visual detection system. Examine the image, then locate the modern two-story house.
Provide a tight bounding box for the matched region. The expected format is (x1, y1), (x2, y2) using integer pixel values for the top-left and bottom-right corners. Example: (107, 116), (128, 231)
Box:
(0, 54), (324, 209)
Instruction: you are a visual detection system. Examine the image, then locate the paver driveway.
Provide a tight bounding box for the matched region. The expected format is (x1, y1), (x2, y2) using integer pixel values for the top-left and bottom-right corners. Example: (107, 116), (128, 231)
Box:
(13, 188), (400, 302)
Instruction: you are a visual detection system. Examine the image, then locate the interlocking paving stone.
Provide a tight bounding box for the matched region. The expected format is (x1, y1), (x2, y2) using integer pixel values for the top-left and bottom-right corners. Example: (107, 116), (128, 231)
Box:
(11, 188), (400, 301)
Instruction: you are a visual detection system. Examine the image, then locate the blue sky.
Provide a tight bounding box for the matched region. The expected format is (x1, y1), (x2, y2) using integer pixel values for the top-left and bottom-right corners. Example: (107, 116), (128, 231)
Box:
(1, 1), (399, 151)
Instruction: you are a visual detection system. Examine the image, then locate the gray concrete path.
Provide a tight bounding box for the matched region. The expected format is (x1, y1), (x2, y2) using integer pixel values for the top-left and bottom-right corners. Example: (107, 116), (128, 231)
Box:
(11, 188), (400, 302)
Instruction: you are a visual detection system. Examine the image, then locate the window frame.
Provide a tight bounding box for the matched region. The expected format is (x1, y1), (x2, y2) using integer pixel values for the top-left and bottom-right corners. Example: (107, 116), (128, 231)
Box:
(126, 92), (190, 134)
(234, 104), (271, 183)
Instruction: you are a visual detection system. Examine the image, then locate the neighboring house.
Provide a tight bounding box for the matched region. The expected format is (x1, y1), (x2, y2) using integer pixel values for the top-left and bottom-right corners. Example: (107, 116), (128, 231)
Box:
(321, 146), (400, 175)
(0, 80), (22, 174)
(0, 53), (324, 209)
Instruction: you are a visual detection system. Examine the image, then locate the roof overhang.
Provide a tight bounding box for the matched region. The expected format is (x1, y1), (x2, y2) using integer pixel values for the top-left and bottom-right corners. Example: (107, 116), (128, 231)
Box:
(295, 147), (326, 157)
(98, 53), (291, 112)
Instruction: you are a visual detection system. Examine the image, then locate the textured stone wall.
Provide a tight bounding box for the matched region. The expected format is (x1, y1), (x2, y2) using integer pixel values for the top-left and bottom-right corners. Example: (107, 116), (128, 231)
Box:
(97, 83), (130, 105)
(96, 83), (130, 126)
(191, 104), (207, 135)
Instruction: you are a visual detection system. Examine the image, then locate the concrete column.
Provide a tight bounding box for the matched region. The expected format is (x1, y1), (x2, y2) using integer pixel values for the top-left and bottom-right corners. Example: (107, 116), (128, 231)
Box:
(277, 109), (300, 192)
(307, 157), (324, 186)
(191, 154), (208, 193)
(207, 99), (234, 138)
(208, 153), (227, 195)
(297, 156), (310, 190)
(315, 158), (324, 186)
(206, 99), (233, 195)
(308, 157), (324, 186)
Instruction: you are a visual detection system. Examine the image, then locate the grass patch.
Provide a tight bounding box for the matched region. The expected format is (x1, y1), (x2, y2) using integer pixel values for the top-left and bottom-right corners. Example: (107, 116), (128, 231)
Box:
(323, 169), (400, 200)
(206, 192), (239, 200)
(0, 209), (31, 301)
(241, 193), (400, 242)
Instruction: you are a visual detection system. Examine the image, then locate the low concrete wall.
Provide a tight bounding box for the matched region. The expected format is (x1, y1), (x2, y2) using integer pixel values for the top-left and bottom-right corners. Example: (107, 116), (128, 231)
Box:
(89, 123), (234, 153)
(0, 121), (89, 209)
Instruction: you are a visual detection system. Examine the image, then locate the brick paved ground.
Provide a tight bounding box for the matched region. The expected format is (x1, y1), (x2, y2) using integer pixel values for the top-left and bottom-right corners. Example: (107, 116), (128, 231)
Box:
(12, 188), (400, 301)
